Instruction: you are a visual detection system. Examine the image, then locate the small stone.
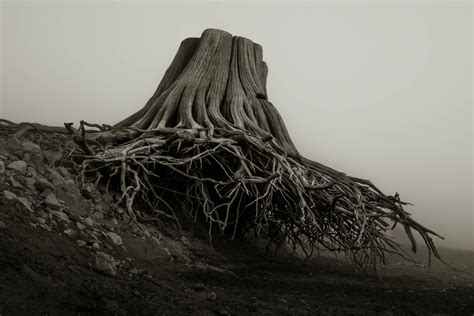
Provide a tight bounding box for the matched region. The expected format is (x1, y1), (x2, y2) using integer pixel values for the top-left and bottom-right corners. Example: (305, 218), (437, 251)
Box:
(64, 228), (76, 236)
(92, 211), (103, 220)
(207, 291), (217, 301)
(76, 222), (86, 230)
(21, 141), (41, 153)
(40, 188), (53, 198)
(17, 197), (33, 212)
(7, 160), (27, 174)
(44, 193), (61, 210)
(37, 218), (46, 224)
(57, 167), (70, 179)
(84, 217), (94, 227)
(10, 177), (23, 188)
(0, 161), (5, 174)
(3, 190), (17, 200)
(39, 223), (51, 231)
(29, 222), (37, 228)
(64, 179), (77, 193)
(50, 210), (70, 223)
(48, 170), (65, 186)
(25, 177), (36, 191)
(277, 298), (288, 304)
(10, 176), (23, 189)
(26, 167), (37, 178)
(107, 232), (123, 246)
(42, 150), (60, 164)
(77, 240), (87, 247)
(92, 242), (100, 250)
(35, 177), (55, 191)
(250, 297), (258, 304)
(0, 220), (6, 229)
(94, 252), (117, 276)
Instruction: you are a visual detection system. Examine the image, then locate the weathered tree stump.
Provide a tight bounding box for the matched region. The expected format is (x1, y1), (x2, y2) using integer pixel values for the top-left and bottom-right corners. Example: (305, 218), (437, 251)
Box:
(64, 29), (443, 273)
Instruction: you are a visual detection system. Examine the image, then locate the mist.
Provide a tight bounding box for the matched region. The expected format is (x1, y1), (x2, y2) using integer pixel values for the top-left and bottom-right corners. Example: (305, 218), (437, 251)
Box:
(1, 1), (472, 250)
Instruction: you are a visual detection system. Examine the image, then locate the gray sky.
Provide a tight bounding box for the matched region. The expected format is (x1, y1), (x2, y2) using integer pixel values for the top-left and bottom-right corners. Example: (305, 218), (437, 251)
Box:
(1, 1), (472, 250)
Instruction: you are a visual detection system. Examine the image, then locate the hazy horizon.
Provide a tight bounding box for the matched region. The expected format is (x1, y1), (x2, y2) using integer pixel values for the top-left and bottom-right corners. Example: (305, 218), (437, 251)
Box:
(1, 1), (472, 250)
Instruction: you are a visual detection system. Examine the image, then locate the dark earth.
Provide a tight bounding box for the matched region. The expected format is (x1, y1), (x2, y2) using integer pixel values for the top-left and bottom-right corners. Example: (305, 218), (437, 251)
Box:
(0, 129), (473, 315)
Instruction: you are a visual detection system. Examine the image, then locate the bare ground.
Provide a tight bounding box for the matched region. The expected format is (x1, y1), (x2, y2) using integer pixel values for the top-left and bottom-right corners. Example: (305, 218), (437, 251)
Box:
(1, 196), (473, 315)
(0, 131), (473, 315)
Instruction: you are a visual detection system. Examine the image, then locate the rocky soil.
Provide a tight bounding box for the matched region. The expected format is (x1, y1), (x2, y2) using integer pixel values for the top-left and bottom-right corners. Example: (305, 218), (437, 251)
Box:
(0, 130), (473, 315)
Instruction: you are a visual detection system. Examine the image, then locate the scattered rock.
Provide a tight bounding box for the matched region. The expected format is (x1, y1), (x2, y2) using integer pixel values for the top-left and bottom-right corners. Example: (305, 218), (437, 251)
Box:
(0, 220), (6, 229)
(21, 141), (41, 153)
(277, 298), (288, 304)
(0, 161), (5, 174)
(64, 179), (77, 193)
(17, 197), (33, 212)
(76, 222), (86, 230)
(107, 232), (123, 246)
(39, 223), (52, 231)
(7, 160), (27, 174)
(3, 190), (17, 200)
(64, 228), (76, 236)
(44, 193), (61, 210)
(42, 150), (61, 164)
(9, 177), (23, 188)
(92, 211), (103, 220)
(50, 210), (70, 223)
(24, 177), (37, 191)
(26, 167), (37, 178)
(48, 169), (65, 186)
(84, 217), (94, 227)
(94, 252), (117, 276)
(92, 242), (100, 250)
(6, 136), (22, 154)
(77, 240), (87, 247)
(35, 177), (55, 191)
(207, 291), (217, 301)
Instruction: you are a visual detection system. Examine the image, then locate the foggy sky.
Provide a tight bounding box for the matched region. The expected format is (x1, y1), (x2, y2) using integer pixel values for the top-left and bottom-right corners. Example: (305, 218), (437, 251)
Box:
(1, 1), (472, 250)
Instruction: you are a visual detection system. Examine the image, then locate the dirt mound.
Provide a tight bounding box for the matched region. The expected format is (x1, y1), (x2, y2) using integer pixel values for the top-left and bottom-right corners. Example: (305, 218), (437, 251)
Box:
(0, 130), (473, 315)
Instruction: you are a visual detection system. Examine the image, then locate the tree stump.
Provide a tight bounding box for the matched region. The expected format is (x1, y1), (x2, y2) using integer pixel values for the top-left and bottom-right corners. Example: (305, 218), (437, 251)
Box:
(66, 29), (443, 273)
